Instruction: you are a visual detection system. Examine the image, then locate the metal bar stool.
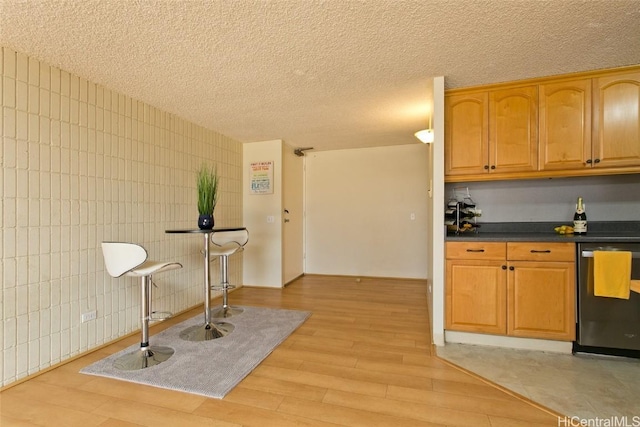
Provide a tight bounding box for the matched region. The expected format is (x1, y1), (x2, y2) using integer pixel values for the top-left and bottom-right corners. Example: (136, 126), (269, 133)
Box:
(101, 242), (182, 370)
(209, 229), (249, 319)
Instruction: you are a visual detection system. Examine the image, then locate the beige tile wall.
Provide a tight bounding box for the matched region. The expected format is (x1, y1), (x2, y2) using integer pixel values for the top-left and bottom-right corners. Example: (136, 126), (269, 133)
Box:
(1, 47), (244, 387)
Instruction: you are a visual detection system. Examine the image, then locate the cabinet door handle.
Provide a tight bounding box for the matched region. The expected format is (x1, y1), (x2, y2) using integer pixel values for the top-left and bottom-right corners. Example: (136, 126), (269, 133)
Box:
(530, 250), (551, 253)
(509, 266), (515, 271)
(466, 249), (485, 252)
(484, 165), (489, 170)
(490, 165), (496, 170)
(586, 159), (592, 164)
(594, 158), (601, 164)
(502, 265), (507, 270)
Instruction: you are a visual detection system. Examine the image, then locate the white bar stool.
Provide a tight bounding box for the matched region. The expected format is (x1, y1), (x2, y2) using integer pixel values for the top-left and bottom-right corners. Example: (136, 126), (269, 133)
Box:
(209, 229), (249, 319)
(101, 242), (182, 370)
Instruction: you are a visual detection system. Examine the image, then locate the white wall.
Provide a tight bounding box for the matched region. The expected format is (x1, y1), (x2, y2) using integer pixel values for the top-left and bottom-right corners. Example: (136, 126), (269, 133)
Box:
(430, 76), (446, 347)
(1, 47), (244, 387)
(305, 144), (429, 279)
(242, 140), (283, 287)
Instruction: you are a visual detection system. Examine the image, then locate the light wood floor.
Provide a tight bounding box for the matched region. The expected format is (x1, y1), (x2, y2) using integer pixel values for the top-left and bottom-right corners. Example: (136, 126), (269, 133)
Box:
(1, 275), (561, 426)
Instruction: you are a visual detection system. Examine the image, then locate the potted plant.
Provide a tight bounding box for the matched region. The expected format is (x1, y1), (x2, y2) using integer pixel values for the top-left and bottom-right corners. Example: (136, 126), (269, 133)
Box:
(197, 163), (219, 229)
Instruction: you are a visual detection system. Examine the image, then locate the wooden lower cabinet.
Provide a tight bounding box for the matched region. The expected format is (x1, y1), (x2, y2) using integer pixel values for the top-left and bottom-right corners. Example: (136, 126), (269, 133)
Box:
(446, 259), (507, 334)
(446, 241), (576, 341)
(507, 260), (576, 340)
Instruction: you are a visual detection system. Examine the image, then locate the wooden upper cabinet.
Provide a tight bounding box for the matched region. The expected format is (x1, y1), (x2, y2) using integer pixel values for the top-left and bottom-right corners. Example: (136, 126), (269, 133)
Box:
(445, 86), (538, 176)
(445, 92), (489, 176)
(592, 70), (640, 168)
(489, 86), (538, 173)
(539, 79), (592, 170)
(445, 66), (640, 182)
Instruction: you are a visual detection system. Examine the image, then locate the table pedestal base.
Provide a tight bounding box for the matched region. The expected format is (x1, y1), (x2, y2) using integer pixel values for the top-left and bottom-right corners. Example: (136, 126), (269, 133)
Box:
(179, 322), (234, 341)
(210, 306), (244, 319)
(113, 345), (174, 370)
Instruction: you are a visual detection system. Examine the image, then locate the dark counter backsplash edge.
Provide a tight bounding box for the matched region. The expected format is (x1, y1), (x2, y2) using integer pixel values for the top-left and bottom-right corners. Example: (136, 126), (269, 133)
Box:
(471, 221), (640, 234)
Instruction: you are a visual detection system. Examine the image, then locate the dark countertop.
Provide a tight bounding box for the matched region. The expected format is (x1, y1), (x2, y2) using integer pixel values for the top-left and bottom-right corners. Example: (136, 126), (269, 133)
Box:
(446, 221), (640, 243)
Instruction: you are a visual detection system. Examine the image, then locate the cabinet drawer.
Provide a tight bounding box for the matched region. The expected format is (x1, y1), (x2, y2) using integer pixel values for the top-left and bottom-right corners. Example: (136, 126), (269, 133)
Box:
(446, 242), (506, 260)
(507, 242), (575, 262)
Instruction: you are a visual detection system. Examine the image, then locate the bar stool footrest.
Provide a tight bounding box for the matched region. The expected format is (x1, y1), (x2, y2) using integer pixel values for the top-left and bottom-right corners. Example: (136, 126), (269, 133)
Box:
(211, 284), (236, 291)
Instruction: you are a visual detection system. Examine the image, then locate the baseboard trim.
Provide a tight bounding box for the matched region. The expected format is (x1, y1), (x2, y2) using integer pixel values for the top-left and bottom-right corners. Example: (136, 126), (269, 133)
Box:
(445, 331), (573, 353)
(301, 273), (429, 282)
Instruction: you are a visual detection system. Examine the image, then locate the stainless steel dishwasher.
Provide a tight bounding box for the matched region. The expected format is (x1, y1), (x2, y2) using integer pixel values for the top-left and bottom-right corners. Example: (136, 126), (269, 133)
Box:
(575, 243), (640, 357)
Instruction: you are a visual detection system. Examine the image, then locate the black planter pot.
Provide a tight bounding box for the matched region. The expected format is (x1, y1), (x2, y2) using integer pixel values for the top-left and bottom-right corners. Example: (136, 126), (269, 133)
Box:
(198, 214), (214, 230)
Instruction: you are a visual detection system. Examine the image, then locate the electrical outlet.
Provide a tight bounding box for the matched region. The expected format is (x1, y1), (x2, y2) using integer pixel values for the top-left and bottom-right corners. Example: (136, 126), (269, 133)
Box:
(81, 310), (97, 323)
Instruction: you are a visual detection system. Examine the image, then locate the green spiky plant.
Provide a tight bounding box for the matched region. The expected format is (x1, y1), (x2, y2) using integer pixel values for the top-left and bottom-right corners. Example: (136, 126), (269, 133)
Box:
(197, 163), (219, 215)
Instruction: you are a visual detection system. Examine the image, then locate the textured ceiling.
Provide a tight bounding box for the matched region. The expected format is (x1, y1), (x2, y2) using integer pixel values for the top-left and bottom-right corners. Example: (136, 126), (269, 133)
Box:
(2, 0), (640, 152)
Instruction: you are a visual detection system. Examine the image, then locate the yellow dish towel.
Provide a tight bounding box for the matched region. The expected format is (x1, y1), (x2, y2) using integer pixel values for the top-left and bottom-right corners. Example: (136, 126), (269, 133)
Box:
(594, 251), (631, 299)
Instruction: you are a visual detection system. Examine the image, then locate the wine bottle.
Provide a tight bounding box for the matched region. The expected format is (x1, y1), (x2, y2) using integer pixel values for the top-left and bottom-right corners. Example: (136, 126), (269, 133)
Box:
(573, 197), (587, 235)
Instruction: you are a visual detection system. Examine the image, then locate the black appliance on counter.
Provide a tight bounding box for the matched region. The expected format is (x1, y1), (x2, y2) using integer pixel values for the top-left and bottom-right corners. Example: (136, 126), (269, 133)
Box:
(574, 242), (640, 358)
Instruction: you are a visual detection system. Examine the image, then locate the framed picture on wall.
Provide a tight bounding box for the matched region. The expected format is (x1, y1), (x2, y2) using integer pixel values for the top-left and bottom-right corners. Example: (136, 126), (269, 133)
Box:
(250, 161), (274, 194)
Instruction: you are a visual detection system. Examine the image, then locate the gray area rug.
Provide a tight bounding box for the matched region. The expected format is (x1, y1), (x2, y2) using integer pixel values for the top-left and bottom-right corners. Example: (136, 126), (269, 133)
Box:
(80, 306), (310, 398)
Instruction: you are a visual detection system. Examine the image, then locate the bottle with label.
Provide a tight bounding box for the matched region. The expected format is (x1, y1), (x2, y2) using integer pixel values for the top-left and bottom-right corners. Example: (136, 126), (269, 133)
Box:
(573, 197), (587, 235)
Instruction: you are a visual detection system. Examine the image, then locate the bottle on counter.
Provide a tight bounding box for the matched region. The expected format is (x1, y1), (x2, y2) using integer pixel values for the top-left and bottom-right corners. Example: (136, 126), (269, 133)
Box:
(573, 197), (587, 235)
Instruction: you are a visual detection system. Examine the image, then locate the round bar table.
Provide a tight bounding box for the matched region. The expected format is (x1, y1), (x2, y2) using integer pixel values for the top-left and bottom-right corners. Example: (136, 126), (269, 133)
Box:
(165, 227), (246, 341)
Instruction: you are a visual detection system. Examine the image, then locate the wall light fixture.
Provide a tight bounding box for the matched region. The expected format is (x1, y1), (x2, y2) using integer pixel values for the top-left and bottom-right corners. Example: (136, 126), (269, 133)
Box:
(415, 113), (434, 143)
(414, 129), (434, 144)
